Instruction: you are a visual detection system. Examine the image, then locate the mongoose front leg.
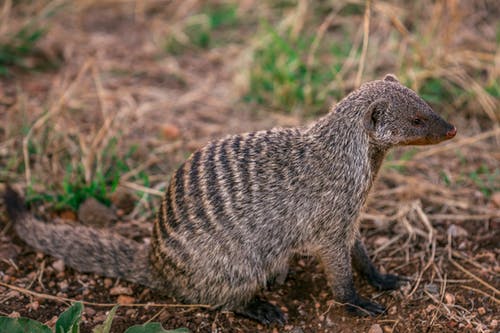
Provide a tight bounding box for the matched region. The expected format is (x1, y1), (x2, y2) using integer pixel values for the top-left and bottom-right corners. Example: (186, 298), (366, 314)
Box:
(235, 297), (286, 325)
(321, 246), (386, 316)
(352, 239), (402, 291)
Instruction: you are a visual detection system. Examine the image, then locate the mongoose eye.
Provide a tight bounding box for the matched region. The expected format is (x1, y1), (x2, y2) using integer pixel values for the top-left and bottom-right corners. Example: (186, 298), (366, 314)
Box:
(411, 118), (424, 126)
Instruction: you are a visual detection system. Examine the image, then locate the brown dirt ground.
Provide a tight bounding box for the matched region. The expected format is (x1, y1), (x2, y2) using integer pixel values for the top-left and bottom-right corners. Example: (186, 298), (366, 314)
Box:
(0, 2), (499, 333)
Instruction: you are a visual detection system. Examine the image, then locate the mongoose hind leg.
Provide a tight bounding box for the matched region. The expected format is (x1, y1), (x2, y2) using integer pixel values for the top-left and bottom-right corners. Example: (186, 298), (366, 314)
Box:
(235, 297), (286, 325)
(320, 244), (387, 316)
(352, 239), (403, 291)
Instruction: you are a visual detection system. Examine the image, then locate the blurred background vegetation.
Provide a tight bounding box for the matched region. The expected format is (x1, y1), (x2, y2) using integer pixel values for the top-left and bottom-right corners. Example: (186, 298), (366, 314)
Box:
(0, 0), (498, 210)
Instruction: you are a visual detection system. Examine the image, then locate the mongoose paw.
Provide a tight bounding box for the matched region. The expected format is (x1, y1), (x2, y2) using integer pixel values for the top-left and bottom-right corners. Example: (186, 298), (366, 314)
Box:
(345, 296), (386, 317)
(369, 273), (404, 291)
(236, 298), (286, 325)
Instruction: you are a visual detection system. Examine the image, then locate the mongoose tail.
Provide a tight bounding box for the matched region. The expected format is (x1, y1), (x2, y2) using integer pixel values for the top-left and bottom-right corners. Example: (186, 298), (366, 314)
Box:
(3, 186), (164, 289)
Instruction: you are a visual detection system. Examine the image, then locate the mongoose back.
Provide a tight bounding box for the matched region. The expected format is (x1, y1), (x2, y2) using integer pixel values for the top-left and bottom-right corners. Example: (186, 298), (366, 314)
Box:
(4, 74), (457, 324)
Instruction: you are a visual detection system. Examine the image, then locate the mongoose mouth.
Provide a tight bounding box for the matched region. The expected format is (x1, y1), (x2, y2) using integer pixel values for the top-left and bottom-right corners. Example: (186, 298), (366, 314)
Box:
(401, 126), (457, 145)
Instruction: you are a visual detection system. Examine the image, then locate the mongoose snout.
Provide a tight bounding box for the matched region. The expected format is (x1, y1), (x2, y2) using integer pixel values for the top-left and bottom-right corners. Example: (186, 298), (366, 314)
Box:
(3, 74), (456, 325)
(446, 126), (457, 138)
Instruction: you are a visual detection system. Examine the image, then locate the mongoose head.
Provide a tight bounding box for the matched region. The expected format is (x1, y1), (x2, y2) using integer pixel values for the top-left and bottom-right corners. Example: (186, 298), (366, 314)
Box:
(362, 74), (457, 147)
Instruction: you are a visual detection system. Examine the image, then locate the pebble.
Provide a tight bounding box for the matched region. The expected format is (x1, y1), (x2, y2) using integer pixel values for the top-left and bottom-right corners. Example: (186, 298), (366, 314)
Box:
(110, 187), (136, 214)
(368, 324), (383, 333)
(478, 307), (486, 315)
(0, 243), (21, 259)
(117, 295), (136, 304)
(110, 286), (133, 295)
(125, 309), (136, 317)
(104, 278), (113, 289)
(445, 292), (455, 305)
(491, 192), (500, 208)
(161, 123), (181, 140)
(374, 236), (390, 247)
(8, 311), (20, 318)
(52, 259), (65, 272)
(85, 307), (96, 316)
(426, 304), (437, 312)
(58, 280), (69, 291)
(424, 283), (439, 295)
(447, 224), (468, 238)
(26, 301), (40, 311)
(78, 197), (117, 227)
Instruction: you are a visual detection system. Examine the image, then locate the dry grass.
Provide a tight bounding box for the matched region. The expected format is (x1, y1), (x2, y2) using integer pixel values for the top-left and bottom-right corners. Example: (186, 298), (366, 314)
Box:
(0, 0), (498, 332)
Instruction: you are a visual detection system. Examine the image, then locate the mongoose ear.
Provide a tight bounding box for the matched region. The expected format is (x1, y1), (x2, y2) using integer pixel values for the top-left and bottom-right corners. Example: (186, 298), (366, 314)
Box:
(364, 99), (389, 132)
(383, 74), (399, 83)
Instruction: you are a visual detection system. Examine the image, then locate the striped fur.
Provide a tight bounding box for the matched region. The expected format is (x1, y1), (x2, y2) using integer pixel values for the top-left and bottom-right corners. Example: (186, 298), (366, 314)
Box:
(4, 75), (456, 323)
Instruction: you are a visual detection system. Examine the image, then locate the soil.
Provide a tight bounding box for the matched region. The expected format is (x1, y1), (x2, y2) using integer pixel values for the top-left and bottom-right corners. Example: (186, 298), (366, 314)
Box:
(0, 2), (499, 333)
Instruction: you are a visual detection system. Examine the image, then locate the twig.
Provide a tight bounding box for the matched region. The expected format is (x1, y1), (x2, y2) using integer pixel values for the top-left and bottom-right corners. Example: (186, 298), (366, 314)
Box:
(448, 257), (499, 296)
(459, 285), (500, 305)
(0, 280), (211, 309)
(120, 181), (164, 197)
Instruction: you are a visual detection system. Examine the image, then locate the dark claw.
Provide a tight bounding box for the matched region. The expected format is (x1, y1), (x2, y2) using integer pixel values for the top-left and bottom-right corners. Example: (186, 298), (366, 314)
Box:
(345, 296), (386, 316)
(236, 298), (286, 325)
(369, 273), (404, 291)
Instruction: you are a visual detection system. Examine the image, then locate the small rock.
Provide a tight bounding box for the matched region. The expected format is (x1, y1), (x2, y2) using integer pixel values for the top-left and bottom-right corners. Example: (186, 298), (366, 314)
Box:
(78, 197), (117, 227)
(424, 283), (439, 295)
(491, 192), (500, 208)
(52, 259), (65, 272)
(374, 236), (390, 247)
(161, 123), (181, 140)
(110, 187), (136, 214)
(368, 324), (383, 333)
(290, 328), (304, 333)
(445, 292), (455, 305)
(110, 286), (133, 295)
(0, 242), (21, 260)
(491, 319), (498, 328)
(389, 306), (397, 315)
(85, 307), (96, 316)
(58, 280), (69, 291)
(26, 301), (40, 311)
(383, 326), (392, 333)
(92, 314), (108, 323)
(117, 295), (136, 305)
(125, 309), (136, 317)
(478, 307), (486, 315)
(425, 304), (436, 312)
(8, 311), (20, 318)
(447, 224), (469, 238)
(46, 316), (58, 327)
(103, 278), (113, 289)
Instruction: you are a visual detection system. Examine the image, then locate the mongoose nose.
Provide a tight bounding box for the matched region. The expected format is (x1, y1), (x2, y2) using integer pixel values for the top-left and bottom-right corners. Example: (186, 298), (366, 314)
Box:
(446, 127), (457, 138)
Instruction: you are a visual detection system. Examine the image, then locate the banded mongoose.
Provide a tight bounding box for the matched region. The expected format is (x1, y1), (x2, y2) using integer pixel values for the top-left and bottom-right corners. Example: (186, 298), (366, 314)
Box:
(3, 74), (457, 325)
